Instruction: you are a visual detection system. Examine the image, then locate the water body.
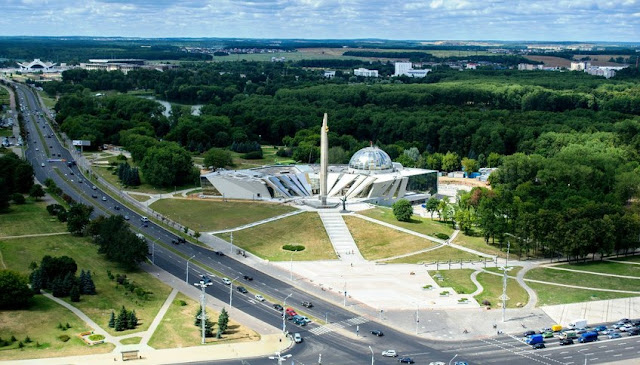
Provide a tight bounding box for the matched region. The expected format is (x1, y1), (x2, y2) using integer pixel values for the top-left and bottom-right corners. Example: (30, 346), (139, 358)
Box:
(140, 96), (202, 118)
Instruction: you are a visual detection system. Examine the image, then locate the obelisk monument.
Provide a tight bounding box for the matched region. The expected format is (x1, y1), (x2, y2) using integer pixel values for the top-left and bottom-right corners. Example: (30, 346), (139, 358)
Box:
(319, 113), (329, 206)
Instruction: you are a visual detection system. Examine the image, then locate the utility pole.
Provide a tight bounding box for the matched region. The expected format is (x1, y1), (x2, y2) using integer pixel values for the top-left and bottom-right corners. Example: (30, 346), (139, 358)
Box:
(282, 293), (293, 334)
(502, 242), (510, 323)
(186, 254), (196, 283)
(194, 276), (212, 344)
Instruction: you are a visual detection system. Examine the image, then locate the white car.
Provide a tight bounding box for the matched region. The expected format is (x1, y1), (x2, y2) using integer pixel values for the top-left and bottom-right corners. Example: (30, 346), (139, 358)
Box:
(382, 350), (397, 357)
(293, 333), (303, 343)
(255, 294), (265, 301)
(222, 278), (231, 285)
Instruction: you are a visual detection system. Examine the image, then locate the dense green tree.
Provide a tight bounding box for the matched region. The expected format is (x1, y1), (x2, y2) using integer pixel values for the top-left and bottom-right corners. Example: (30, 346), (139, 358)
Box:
(425, 197), (440, 219)
(69, 285), (80, 302)
(66, 204), (93, 235)
(203, 148), (233, 171)
(461, 158), (479, 175)
(0, 270), (33, 309)
(11, 193), (25, 204)
(441, 152), (461, 172)
(91, 215), (148, 269)
(392, 199), (413, 222)
(140, 143), (196, 187)
(217, 308), (229, 334)
(29, 184), (45, 200)
(108, 311), (116, 328)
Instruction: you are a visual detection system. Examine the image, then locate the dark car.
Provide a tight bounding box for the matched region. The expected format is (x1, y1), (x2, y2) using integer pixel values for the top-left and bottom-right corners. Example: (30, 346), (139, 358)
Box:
(559, 338), (574, 346)
(523, 330), (536, 337)
(628, 328), (640, 336)
(398, 357), (415, 364)
(293, 317), (306, 326)
(236, 286), (248, 294)
(177, 237), (186, 244)
(532, 343), (546, 349)
(371, 330), (384, 337)
(243, 275), (253, 281)
(171, 239), (178, 245)
(114, 206), (120, 210)
(214, 251), (225, 256)
(91, 194), (98, 199)
(301, 301), (313, 308)
(273, 304), (283, 311)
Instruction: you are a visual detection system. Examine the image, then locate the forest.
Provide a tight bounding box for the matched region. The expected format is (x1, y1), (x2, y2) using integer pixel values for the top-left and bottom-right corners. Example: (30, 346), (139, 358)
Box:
(41, 61), (640, 260)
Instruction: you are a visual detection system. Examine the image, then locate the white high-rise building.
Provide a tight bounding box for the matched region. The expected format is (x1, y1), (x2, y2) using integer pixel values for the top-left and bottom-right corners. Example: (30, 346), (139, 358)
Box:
(394, 62), (412, 76)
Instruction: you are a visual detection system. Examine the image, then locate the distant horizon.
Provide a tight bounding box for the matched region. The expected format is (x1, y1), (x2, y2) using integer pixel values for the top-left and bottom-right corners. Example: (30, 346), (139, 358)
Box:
(1, 1), (638, 42)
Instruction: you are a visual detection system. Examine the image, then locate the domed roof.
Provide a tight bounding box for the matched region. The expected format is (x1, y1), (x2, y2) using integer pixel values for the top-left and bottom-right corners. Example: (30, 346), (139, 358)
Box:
(348, 147), (394, 173)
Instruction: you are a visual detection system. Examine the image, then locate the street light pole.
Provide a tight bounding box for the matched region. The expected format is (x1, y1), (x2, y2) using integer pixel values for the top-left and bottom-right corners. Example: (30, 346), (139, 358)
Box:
(193, 276), (212, 345)
(416, 303), (420, 335)
(343, 281), (347, 307)
(368, 345), (374, 365)
(282, 293), (293, 334)
(229, 275), (240, 313)
(448, 354), (458, 365)
(186, 254), (196, 283)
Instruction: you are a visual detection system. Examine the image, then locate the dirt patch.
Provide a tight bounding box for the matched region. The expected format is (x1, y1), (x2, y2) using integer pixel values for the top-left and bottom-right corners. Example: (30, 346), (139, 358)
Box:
(524, 56), (571, 68)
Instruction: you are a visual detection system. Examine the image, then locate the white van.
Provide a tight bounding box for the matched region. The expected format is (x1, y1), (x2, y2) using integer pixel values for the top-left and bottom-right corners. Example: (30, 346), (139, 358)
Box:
(140, 216), (149, 222)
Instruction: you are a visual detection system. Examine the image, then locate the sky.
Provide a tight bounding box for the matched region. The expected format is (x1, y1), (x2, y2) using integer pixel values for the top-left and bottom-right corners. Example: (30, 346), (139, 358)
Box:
(1, 0), (639, 42)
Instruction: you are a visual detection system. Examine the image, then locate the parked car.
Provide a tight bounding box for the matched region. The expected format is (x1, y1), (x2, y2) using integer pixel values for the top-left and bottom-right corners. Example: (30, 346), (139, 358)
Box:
(370, 330), (384, 337)
(594, 325), (607, 332)
(243, 275), (253, 281)
(559, 338), (574, 345)
(523, 330), (536, 337)
(236, 286), (248, 294)
(255, 294), (265, 302)
(532, 343), (546, 349)
(214, 251), (225, 256)
(542, 331), (554, 338)
(273, 304), (283, 311)
(382, 350), (397, 357)
(398, 357), (414, 364)
(285, 308), (297, 317)
(222, 278), (231, 285)
(293, 333), (303, 343)
(608, 332), (622, 339)
(628, 329), (639, 336)
(301, 301), (313, 308)
(620, 318), (630, 323)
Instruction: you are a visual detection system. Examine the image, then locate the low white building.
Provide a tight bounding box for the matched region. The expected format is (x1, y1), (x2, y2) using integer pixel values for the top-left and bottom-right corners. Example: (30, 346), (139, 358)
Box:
(393, 62), (431, 78)
(353, 68), (379, 77)
(324, 70), (336, 78)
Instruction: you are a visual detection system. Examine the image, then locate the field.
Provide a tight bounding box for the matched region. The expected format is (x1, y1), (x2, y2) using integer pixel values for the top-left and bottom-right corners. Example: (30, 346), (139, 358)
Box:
(524, 268), (640, 292)
(359, 207), (454, 238)
(527, 282), (638, 306)
(216, 212), (336, 261)
(474, 273), (528, 309)
(344, 216), (439, 260)
(150, 198), (296, 232)
(0, 201), (68, 238)
(386, 245), (486, 264)
(554, 261), (640, 277)
(606, 255), (640, 263)
(429, 269), (476, 295)
(0, 87), (9, 107)
(0, 296), (114, 361)
(524, 56), (572, 68)
(148, 293), (259, 349)
(452, 230), (508, 258)
(36, 90), (56, 109)
(229, 146), (295, 170)
(0, 234), (172, 336)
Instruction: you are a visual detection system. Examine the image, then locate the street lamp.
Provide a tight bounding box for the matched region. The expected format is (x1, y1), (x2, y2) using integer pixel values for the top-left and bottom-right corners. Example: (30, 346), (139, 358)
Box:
(282, 293), (293, 334)
(268, 351), (292, 365)
(186, 254), (196, 283)
(229, 275), (241, 313)
(368, 345), (374, 365)
(289, 250), (294, 281)
(448, 354), (458, 365)
(193, 275), (213, 344)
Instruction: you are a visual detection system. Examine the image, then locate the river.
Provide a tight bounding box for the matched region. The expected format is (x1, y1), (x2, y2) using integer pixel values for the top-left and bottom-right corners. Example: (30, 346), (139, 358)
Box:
(140, 96), (202, 118)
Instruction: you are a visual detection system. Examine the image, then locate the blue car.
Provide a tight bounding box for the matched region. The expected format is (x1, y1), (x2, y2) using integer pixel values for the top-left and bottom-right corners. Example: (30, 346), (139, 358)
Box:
(398, 358), (414, 364)
(594, 325), (607, 332)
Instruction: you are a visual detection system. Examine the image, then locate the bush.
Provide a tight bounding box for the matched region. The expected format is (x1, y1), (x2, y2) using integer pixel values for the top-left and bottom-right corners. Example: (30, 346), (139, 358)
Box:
(392, 199), (413, 222)
(178, 300), (187, 306)
(242, 150), (263, 160)
(58, 335), (70, 342)
(422, 284), (433, 289)
(482, 299), (491, 306)
(435, 233), (450, 240)
(11, 193), (25, 204)
(24, 336), (32, 343)
(282, 244), (305, 252)
(458, 298), (468, 302)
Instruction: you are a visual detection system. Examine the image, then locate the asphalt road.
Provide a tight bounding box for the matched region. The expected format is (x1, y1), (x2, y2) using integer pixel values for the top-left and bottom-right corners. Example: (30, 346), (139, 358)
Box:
(12, 82), (640, 365)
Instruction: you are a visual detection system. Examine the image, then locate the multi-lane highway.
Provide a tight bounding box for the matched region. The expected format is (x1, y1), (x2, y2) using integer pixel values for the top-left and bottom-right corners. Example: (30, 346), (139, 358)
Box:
(12, 81), (640, 365)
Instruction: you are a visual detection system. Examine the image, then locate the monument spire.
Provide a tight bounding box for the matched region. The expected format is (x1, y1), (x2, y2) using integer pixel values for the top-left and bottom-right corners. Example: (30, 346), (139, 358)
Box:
(319, 113), (329, 205)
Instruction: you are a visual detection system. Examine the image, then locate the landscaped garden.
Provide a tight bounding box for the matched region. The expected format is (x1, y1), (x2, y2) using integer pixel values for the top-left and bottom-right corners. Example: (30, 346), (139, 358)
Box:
(474, 272), (529, 309)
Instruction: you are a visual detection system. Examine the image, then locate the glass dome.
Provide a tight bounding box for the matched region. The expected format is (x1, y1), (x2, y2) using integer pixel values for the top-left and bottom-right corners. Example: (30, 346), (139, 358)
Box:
(348, 147), (394, 173)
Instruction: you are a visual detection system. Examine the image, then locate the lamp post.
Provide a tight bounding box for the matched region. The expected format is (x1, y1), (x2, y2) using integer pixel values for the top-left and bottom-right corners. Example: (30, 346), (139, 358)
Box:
(268, 351), (292, 365)
(186, 254), (196, 283)
(229, 275), (241, 313)
(229, 231), (233, 255)
(289, 250), (294, 281)
(282, 293), (293, 334)
(416, 302), (420, 335)
(368, 345), (374, 365)
(193, 275), (212, 344)
(448, 354), (458, 365)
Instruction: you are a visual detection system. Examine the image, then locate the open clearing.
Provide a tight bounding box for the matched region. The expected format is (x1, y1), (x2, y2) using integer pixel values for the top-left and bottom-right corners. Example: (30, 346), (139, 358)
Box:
(229, 146), (295, 170)
(359, 208), (453, 238)
(475, 273), (528, 309)
(0, 234), (172, 337)
(148, 293), (259, 349)
(528, 282), (638, 306)
(345, 216), (439, 260)
(386, 245), (486, 264)
(525, 267), (640, 292)
(0, 201), (68, 237)
(217, 212), (336, 261)
(554, 260), (640, 277)
(452, 230), (508, 258)
(429, 269), (476, 295)
(151, 198), (296, 232)
(0, 295), (114, 361)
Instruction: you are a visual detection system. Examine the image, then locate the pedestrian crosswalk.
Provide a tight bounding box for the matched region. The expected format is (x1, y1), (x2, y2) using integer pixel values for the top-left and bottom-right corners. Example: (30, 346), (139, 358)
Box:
(309, 316), (369, 335)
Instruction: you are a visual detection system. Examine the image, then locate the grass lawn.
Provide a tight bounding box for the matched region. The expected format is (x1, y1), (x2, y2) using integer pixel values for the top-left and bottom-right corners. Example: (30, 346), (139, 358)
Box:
(0, 234), (172, 337)
(128, 194), (151, 203)
(359, 207), (454, 238)
(452, 229), (508, 258)
(429, 269), (476, 295)
(148, 293), (259, 349)
(387, 245), (487, 264)
(525, 268), (640, 292)
(151, 198), (296, 232)
(344, 216), (439, 260)
(36, 90), (56, 110)
(608, 254), (640, 263)
(554, 261), (640, 277)
(217, 212), (336, 261)
(0, 296), (114, 361)
(229, 146), (295, 170)
(475, 273), (529, 309)
(0, 129), (12, 137)
(119, 337), (142, 345)
(91, 164), (196, 195)
(527, 282), (639, 306)
(484, 266), (523, 277)
(0, 200), (68, 238)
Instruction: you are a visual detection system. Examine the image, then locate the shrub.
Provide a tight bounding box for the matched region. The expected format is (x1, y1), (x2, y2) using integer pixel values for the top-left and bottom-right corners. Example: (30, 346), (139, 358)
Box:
(58, 335), (70, 342)
(242, 150), (263, 160)
(24, 336), (32, 343)
(18, 341), (24, 349)
(178, 300), (187, 306)
(458, 298), (468, 302)
(11, 193), (26, 204)
(10, 335), (17, 342)
(482, 299), (491, 306)
(440, 291), (449, 296)
(435, 233), (450, 240)
(88, 334), (105, 341)
(282, 244), (305, 251)
(392, 199), (413, 222)
(422, 284), (433, 289)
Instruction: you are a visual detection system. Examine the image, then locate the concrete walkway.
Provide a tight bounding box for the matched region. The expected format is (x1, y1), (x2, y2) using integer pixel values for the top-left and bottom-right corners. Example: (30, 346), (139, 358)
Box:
(208, 209), (304, 234)
(605, 258), (640, 265)
(377, 243), (444, 262)
(318, 211), (365, 262)
(516, 266), (538, 309)
(139, 288), (178, 349)
(469, 270), (484, 296)
(1, 232), (70, 240)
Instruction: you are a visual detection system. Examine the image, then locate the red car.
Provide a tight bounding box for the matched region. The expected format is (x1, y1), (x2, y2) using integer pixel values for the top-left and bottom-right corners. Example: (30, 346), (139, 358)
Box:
(285, 308), (297, 317)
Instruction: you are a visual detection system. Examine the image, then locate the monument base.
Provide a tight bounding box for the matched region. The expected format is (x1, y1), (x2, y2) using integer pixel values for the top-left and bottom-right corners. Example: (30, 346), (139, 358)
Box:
(301, 199), (340, 209)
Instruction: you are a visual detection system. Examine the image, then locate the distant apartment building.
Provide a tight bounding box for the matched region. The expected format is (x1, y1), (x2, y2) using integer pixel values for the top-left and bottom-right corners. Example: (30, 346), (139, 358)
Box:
(324, 70), (336, 78)
(353, 68), (379, 77)
(466, 63), (478, 70)
(570, 61), (590, 71)
(518, 63), (543, 71)
(570, 61), (626, 78)
(393, 62), (431, 78)
(271, 57), (286, 62)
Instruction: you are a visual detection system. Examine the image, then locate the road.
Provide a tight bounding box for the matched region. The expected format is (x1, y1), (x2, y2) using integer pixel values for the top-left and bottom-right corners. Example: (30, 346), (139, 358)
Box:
(12, 81), (640, 365)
